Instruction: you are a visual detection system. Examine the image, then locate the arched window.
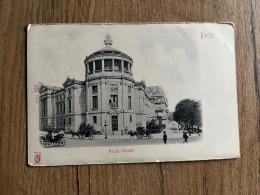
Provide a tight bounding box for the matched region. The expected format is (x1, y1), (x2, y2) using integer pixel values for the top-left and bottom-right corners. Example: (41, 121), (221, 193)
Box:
(124, 61), (129, 73)
(104, 59), (112, 71)
(114, 59), (121, 71)
(89, 61), (94, 74)
(95, 60), (102, 72)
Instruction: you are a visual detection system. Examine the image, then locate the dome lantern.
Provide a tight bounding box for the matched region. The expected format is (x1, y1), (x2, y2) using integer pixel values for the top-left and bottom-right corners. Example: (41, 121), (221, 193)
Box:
(104, 34), (113, 47)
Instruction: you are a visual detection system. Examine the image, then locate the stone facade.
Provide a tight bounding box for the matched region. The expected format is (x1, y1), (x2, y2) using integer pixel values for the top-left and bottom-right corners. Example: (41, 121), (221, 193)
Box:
(39, 34), (169, 135)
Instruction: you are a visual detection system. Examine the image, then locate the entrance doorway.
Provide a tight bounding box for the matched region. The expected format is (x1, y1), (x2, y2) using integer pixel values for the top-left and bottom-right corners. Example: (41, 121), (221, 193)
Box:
(111, 116), (118, 134)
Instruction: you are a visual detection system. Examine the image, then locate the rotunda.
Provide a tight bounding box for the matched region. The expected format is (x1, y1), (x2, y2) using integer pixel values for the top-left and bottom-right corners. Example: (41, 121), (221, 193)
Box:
(84, 34), (136, 135)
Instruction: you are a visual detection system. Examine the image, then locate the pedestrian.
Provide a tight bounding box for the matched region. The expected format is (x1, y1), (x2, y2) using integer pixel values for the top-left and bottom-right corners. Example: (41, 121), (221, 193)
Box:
(163, 131), (167, 144)
(183, 132), (188, 143)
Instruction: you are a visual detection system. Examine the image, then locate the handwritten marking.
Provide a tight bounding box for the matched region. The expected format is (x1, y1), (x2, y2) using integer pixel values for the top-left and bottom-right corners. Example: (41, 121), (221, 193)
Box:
(34, 85), (39, 92)
(200, 32), (214, 39)
(108, 148), (134, 154)
(34, 85), (39, 103)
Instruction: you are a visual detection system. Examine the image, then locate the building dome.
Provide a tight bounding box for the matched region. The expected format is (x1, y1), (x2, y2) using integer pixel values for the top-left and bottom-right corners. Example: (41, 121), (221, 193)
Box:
(84, 34), (133, 78)
(85, 34), (133, 63)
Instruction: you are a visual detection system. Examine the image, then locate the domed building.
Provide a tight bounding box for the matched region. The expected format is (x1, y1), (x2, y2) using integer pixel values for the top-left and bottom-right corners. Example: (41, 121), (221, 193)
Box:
(39, 34), (168, 135)
(84, 34), (135, 134)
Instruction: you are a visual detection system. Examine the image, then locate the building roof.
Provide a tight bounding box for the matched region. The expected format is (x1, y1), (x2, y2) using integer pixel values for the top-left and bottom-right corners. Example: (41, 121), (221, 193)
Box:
(145, 86), (168, 105)
(39, 85), (63, 93)
(134, 80), (146, 88)
(85, 34), (133, 63)
(145, 86), (166, 97)
(63, 77), (85, 87)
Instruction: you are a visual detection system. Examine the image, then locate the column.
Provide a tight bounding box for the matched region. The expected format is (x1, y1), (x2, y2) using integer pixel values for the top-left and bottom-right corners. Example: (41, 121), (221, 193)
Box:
(128, 62), (130, 74)
(112, 58), (114, 72)
(102, 59), (104, 72)
(85, 64), (87, 76)
(121, 60), (124, 73)
(93, 61), (96, 72)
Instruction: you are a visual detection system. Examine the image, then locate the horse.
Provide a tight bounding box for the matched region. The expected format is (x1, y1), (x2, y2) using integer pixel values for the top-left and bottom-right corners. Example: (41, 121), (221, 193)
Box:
(71, 131), (81, 139)
(128, 131), (137, 139)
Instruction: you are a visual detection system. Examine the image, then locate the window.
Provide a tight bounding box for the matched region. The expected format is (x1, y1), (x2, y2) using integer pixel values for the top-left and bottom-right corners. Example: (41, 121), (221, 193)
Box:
(95, 60), (102, 72)
(42, 99), (47, 117)
(92, 85), (98, 95)
(89, 61), (93, 73)
(56, 97), (58, 101)
(130, 115), (132, 123)
(63, 103), (65, 114)
(112, 116), (118, 131)
(110, 84), (118, 93)
(60, 104), (62, 114)
(63, 94), (65, 99)
(124, 61), (129, 73)
(104, 59), (112, 71)
(63, 119), (66, 126)
(128, 96), (132, 108)
(56, 105), (59, 114)
(92, 96), (98, 109)
(68, 90), (71, 96)
(68, 99), (71, 113)
(110, 95), (118, 108)
(114, 59), (121, 71)
(128, 86), (131, 93)
(69, 118), (71, 125)
(93, 116), (97, 123)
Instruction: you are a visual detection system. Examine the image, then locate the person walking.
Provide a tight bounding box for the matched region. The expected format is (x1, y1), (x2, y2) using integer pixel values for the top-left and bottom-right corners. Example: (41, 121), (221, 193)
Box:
(163, 131), (167, 144)
(183, 132), (188, 143)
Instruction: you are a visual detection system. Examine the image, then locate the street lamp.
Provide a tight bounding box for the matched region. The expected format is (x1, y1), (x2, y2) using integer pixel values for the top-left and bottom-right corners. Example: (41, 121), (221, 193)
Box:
(104, 120), (108, 139)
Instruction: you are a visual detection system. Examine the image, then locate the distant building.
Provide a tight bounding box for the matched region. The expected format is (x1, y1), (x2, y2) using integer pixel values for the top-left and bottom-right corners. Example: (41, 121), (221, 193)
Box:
(39, 34), (169, 134)
(145, 86), (169, 126)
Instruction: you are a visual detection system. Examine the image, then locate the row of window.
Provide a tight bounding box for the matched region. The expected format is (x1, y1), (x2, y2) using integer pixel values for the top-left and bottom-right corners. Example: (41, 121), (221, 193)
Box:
(56, 90), (72, 101)
(41, 118), (72, 127)
(56, 94), (65, 101)
(92, 115), (132, 124)
(56, 103), (65, 114)
(91, 84), (132, 109)
(56, 100), (71, 114)
(87, 59), (132, 74)
(91, 84), (131, 95)
(92, 95), (132, 109)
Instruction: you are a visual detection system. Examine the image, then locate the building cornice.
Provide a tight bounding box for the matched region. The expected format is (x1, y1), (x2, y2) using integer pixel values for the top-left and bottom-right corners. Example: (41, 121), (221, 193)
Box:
(87, 75), (135, 83)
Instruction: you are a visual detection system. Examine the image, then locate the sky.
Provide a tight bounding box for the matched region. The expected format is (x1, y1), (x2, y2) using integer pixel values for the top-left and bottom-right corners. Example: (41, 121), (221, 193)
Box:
(28, 24), (202, 112)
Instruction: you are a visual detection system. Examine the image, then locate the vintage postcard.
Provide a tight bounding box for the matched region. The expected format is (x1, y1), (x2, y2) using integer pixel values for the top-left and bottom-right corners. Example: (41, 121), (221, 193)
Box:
(27, 23), (239, 166)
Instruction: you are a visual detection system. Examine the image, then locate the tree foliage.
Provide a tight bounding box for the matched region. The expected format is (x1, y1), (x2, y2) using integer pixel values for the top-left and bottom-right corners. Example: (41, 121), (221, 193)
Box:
(48, 118), (56, 131)
(146, 119), (162, 130)
(173, 99), (202, 129)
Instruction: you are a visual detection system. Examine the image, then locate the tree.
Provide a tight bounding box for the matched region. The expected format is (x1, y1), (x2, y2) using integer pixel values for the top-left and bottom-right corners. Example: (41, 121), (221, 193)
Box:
(48, 118), (56, 132)
(79, 122), (87, 133)
(173, 99), (202, 131)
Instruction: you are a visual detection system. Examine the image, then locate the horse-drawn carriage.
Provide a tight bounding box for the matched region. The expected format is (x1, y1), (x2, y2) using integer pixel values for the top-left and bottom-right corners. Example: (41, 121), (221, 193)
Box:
(128, 127), (153, 139)
(71, 130), (95, 140)
(136, 127), (153, 139)
(40, 133), (66, 148)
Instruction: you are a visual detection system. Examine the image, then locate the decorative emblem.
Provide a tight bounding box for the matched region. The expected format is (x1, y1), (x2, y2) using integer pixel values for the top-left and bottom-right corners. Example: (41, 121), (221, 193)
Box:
(34, 152), (41, 165)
